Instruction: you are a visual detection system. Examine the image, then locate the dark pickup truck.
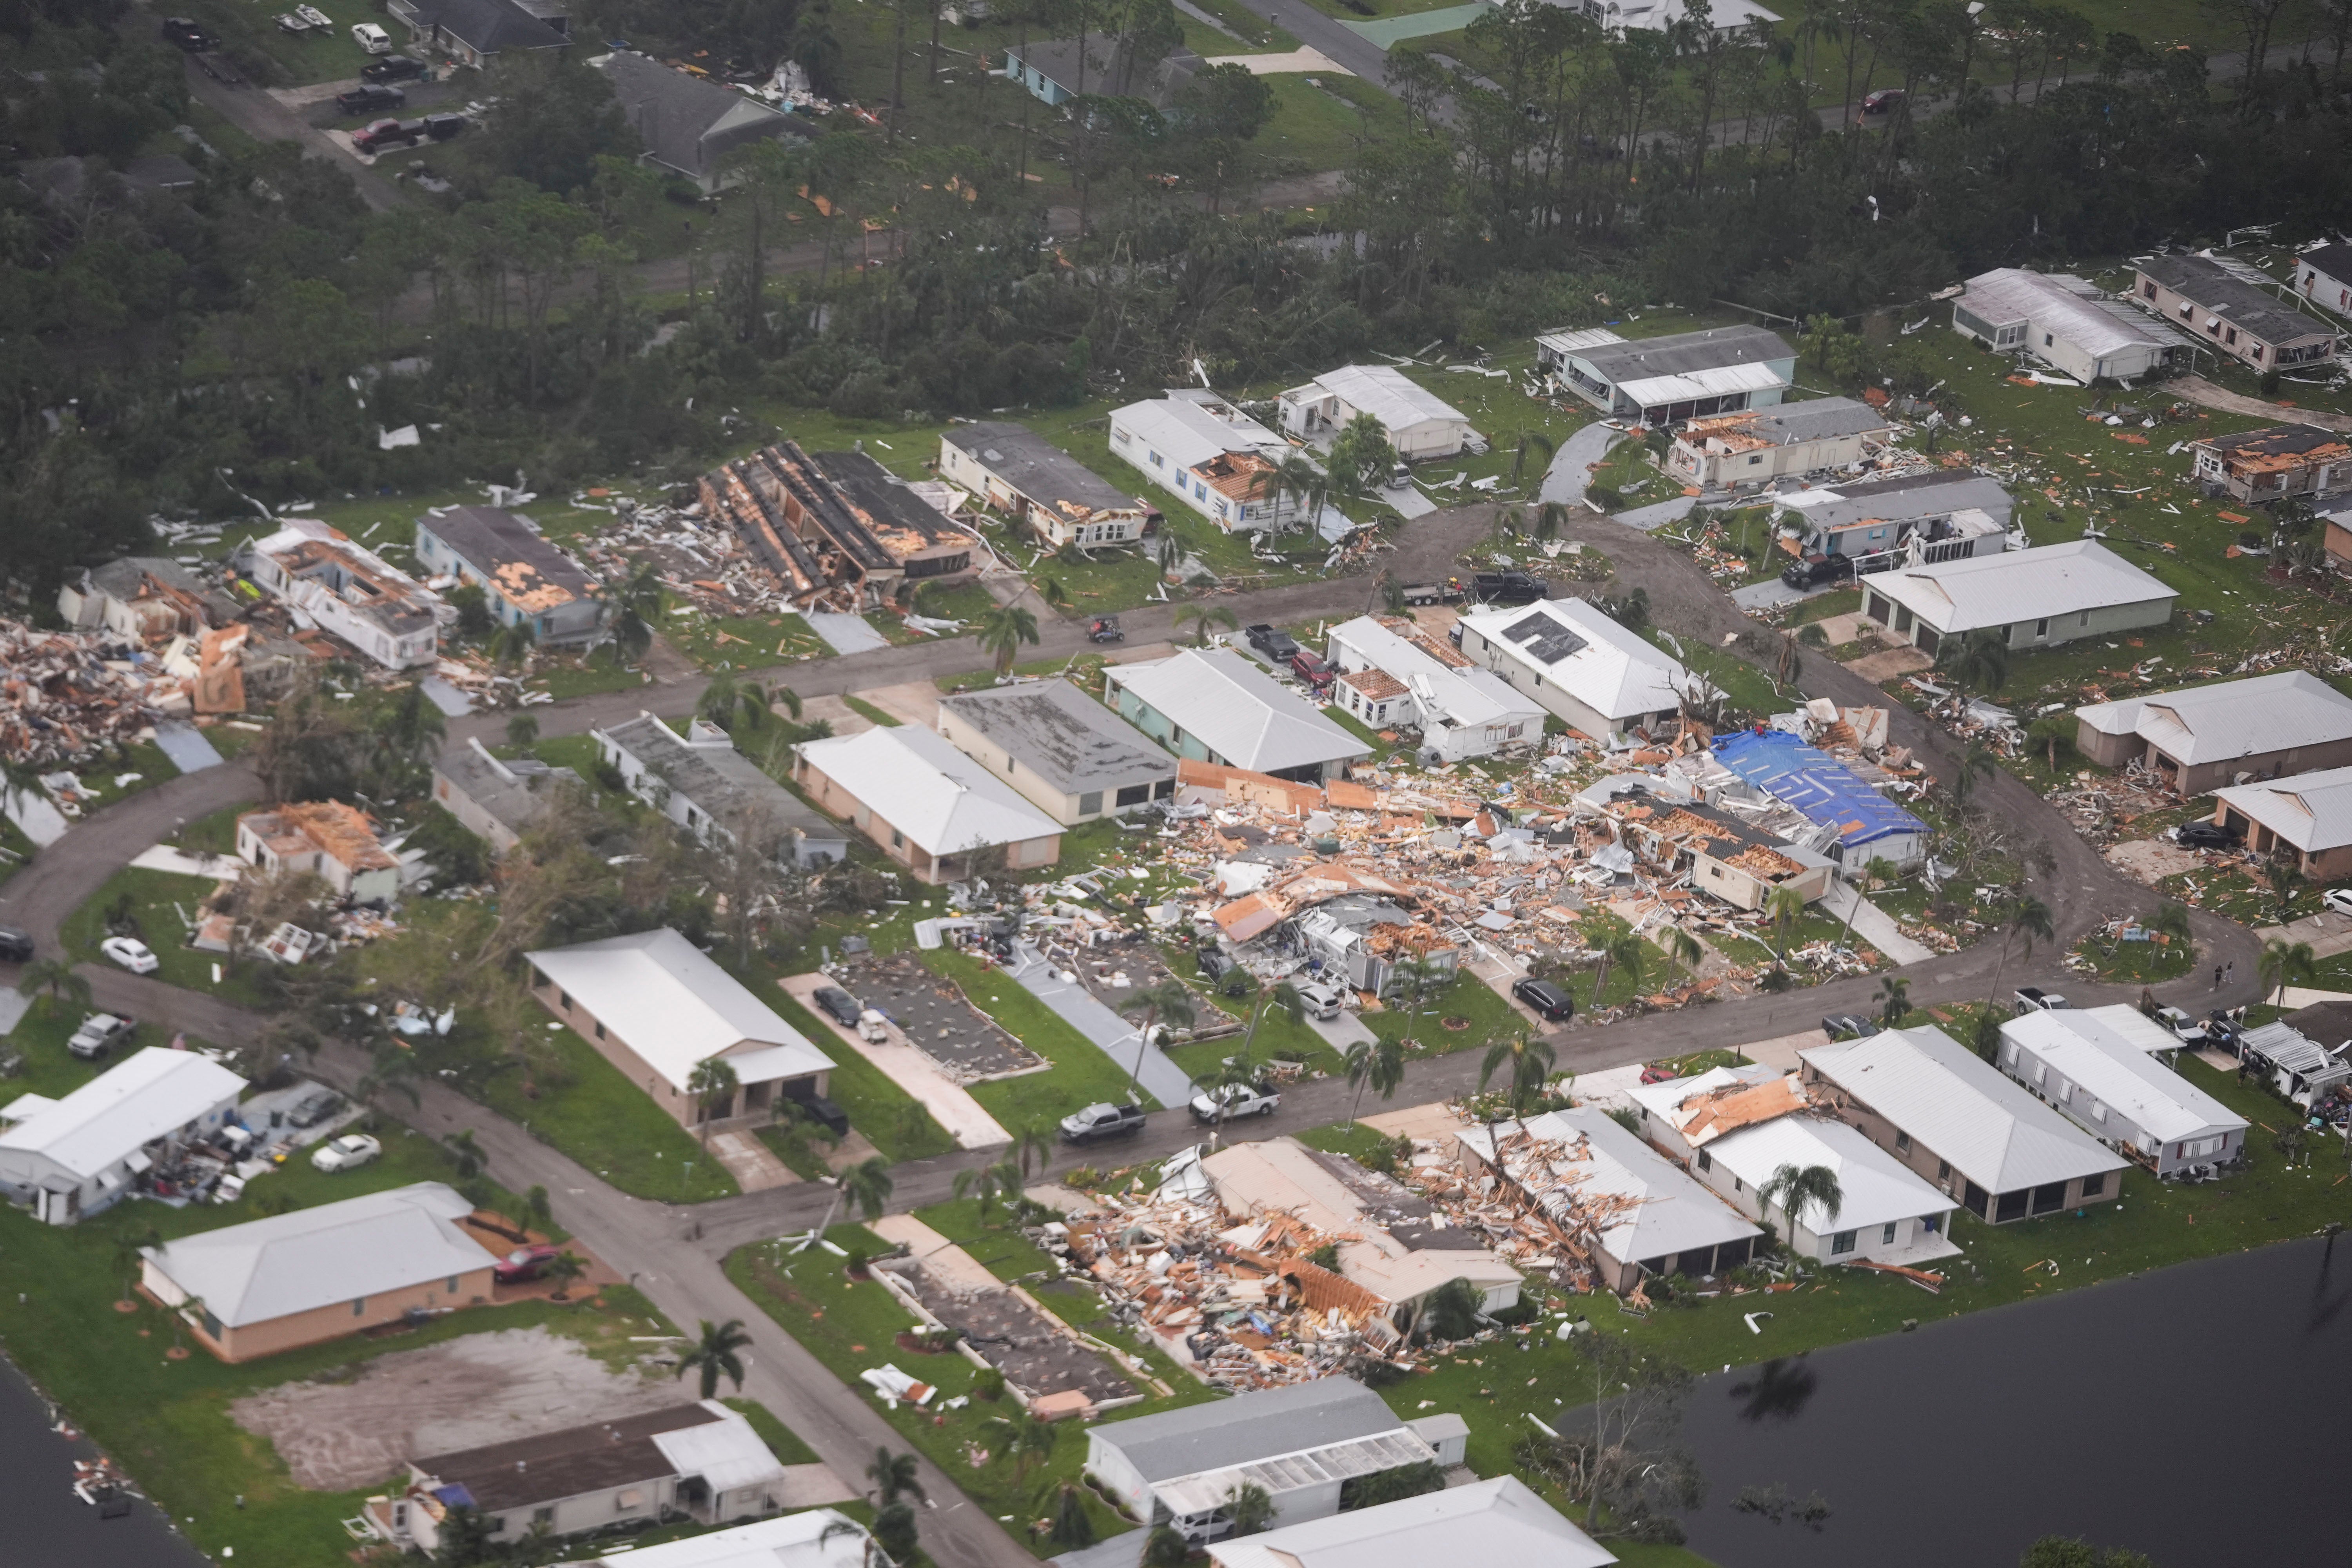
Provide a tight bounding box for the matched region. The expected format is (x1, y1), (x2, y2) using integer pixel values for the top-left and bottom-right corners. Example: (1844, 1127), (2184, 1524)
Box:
(1471, 571), (1549, 605)
(1780, 554), (1856, 590)
(1060, 1102), (1147, 1145)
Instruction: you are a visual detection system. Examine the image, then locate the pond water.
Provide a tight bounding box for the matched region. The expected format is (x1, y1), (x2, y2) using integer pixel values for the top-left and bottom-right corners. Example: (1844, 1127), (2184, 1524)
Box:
(0, 1352), (206, 1568)
(1677, 1238), (2351, 1565)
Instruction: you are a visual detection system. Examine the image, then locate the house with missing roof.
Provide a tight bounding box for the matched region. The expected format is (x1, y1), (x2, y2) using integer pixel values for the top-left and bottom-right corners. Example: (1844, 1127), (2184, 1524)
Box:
(1208, 1475), (1616, 1568)
(413, 505), (606, 646)
(1706, 728), (1929, 868)
(1323, 614), (1544, 762)
(572, 1512), (877, 1568)
(1458, 1107), (1764, 1293)
(1856, 539), (2176, 657)
(1997, 1008), (2247, 1180)
(1772, 470), (2015, 566)
(140, 1182), (499, 1362)
(1537, 323), (1795, 427)
(2134, 253), (2339, 372)
(57, 556), (238, 644)
(1276, 365), (1477, 461)
(935, 679), (1177, 826)
(793, 723), (1064, 882)
(431, 737), (583, 855)
(939, 423), (1153, 548)
(592, 51), (811, 192)
(2212, 764), (2352, 879)
(1085, 1376), (1465, 1544)
(2295, 242), (2352, 319)
(2186, 423), (2352, 505)
(237, 517), (441, 670)
(2074, 671), (2352, 794)
(1605, 795), (1837, 911)
(372, 1401), (787, 1553)
(1109, 391), (1305, 533)
(1628, 1065), (1958, 1266)
(702, 442), (976, 608)
(1104, 648), (1370, 784)
(0, 1049), (246, 1225)
(1949, 268), (2194, 383)
(2237, 1020), (2352, 1107)
(1450, 597), (1691, 740)
(1802, 1025), (2129, 1225)
(1665, 396), (1890, 490)
(596, 711), (849, 867)
(526, 928), (835, 1129)
(237, 801), (403, 904)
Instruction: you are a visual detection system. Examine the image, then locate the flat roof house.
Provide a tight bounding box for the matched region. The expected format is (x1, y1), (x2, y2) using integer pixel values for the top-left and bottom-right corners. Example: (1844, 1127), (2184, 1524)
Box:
(1452, 597), (1690, 740)
(1950, 268), (2194, 383)
(939, 423), (1152, 549)
(1275, 365), (1477, 461)
(935, 679), (1178, 826)
(2075, 671), (2352, 795)
(1324, 614), (1544, 763)
(2186, 423), (2352, 505)
(596, 711), (848, 867)
(1666, 396), (1890, 491)
(1458, 1107), (1764, 1293)
(140, 1182), (499, 1362)
(1208, 1474), (1617, 1568)
(572, 1511), (877, 1568)
(1537, 323), (1795, 427)
(1109, 391), (1303, 534)
(527, 928), (835, 1129)
(2294, 241), (2352, 319)
(237, 518), (440, 670)
(702, 442), (976, 607)
(412, 505), (606, 646)
(1085, 1376), (1457, 1544)
(0, 1048), (245, 1226)
(1997, 1008), (2248, 1180)
(1802, 1025), (2129, 1225)
(1773, 470), (2015, 564)
(794, 723), (1063, 882)
(1104, 648), (1370, 784)
(431, 737), (583, 855)
(1857, 539), (2176, 657)
(593, 50), (811, 192)
(1706, 728), (1930, 868)
(2134, 253), (2339, 371)
(2212, 764), (2352, 880)
(1628, 1066), (1957, 1267)
(381, 1401), (786, 1553)
(237, 800), (403, 904)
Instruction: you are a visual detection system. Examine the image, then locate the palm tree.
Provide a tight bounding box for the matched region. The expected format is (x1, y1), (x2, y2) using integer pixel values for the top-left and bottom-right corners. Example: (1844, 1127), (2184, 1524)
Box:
(985, 1410), (1061, 1483)
(1947, 737), (2002, 813)
(506, 713), (540, 749)
(1939, 628), (2011, 700)
(2268, 853), (2310, 927)
(675, 1318), (755, 1398)
(19, 958), (90, 1011)
(612, 562), (666, 665)
(1252, 450), (1332, 534)
(1479, 1031), (1557, 1128)
(1388, 954), (1446, 1049)
(976, 604), (1041, 675)
(2261, 938), (2318, 1007)
(687, 1057), (739, 1149)
(1510, 429), (1557, 487)
(953, 1154), (1024, 1223)
(1875, 974), (1911, 1029)
(1121, 980), (1196, 1091)
(1142, 1525), (1191, 1567)
(1343, 1034), (1406, 1121)
(866, 1446), (926, 1507)
(488, 619), (537, 670)
(833, 1155), (895, 1228)
(1376, 572), (1410, 614)
(1764, 886), (1808, 957)
(1207, 1043), (1269, 1146)
(1984, 894), (2053, 1015)
(1756, 1162), (1844, 1247)
(2149, 902), (2194, 950)
(543, 1251), (586, 1300)
(1221, 1479), (1276, 1537)
(1661, 926), (1705, 988)
(1531, 500), (1573, 542)
(1174, 604), (1239, 647)
(1597, 927), (1648, 1003)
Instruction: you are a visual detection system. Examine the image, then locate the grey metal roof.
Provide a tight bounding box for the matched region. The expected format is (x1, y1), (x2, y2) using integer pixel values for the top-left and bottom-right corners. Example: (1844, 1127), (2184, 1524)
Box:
(1775, 472), (2015, 534)
(419, 506), (598, 602)
(2302, 243), (2352, 289)
(1572, 323), (1795, 384)
(433, 737), (581, 838)
(592, 51), (809, 183)
(2139, 254), (2336, 347)
(405, 0), (567, 53)
(2215, 764), (2352, 854)
(2000, 1010), (2247, 1145)
(938, 679), (1173, 796)
(1107, 649), (1369, 773)
(2075, 671), (2352, 766)
(0, 1048), (244, 1180)
(943, 423), (1140, 516)
(1869, 539), (2176, 635)
(1005, 35), (1202, 107)
(1092, 1376), (1402, 1484)
(600, 712), (837, 848)
(1957, 269), (2195, 358)
(1152, 1428), (1439, 1515)
(1466, 1106), (1761, 1267)
(1706, 396), (1889, 444)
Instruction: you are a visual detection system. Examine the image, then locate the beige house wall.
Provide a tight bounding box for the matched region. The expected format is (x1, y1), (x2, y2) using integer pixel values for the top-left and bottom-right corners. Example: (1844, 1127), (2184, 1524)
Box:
(143, 1258), (496, 1364)
(524, 971), (828, 1129)
(794, 755), (1061, 884)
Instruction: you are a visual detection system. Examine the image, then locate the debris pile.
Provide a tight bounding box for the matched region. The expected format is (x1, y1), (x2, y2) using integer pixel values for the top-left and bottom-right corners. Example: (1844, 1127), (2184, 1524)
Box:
(0, 619), (164, 767)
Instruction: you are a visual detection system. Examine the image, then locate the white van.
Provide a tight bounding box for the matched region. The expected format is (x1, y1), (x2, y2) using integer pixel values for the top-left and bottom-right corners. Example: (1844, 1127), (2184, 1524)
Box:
(351, 22), (392, 52)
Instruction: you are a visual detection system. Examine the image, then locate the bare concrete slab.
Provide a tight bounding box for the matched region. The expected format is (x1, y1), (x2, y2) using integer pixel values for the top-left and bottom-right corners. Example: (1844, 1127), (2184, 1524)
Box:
(1359, 1100), (1470, 1142)
(1843, 644), (1936, 682)
(780, 971), (1012, 1150)
(855, 680), (944, 730)
(795, 692), (875, 737)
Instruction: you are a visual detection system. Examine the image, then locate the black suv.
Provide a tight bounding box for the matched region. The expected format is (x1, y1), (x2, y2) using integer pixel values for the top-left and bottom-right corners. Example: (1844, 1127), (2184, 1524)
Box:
(336, 83), (407, 116)
(2174, 820), (2242, 850)
(1821, 1014), (1880, 1042)
(1512, 978), (1575, 1023)
(1780, 554), (1856, 590)
(161, 16), (217, 50)
(361, 54), (430, 83)
(1245, 623), (1300, 663)
(0, 926), (31, 964)
(811, 987), (864, 1027)
(1472, 571), (1548, 605)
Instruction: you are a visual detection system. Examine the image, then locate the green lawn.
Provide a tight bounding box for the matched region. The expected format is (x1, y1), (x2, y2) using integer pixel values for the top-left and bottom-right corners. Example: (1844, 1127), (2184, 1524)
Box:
(0, 995), (162, 1102)
(924, 945), (1161, 1125)
(663, 603), (830, 671)
(475, 1023), (742, 1201)
(58, 866), (270, 1009)
(843, 695), (903, 728)
(2069, 930), (2197, 983)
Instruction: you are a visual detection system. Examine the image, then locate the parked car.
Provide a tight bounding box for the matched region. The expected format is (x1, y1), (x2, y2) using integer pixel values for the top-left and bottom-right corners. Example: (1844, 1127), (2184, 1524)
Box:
(2152, 1006), (2209, 1047)
(2324, 888), (2352, 918)
(285, 1084), (343, 1128)
(1860, 87), (1906, 118)
(1512, 978), (1576, 1023)
(1820, 1013), (1880, 1041)
(811, 986), (864, 1027)
(352, 117), (428, 153)
(68, 1013), (136, 1060)
(100, 935), (159, 975)
(423, 112), (468, 141)
(1293, 981), (1345, 1021)
(2206, 1011), (2245, 1055)
(351, 21), (394, 52)
(361, 54), (430, 83)
(1290, 650), (1334, 689)
(336, 83), (406, 115)
(1245, 623), (1301, 663)
(311, 1133), (382, 1172)
(1189, 1081), (1280, 1122)
(1779, 554), (1856, 590)
(2172, 820), (2242, 850)
(1471, 571), (1548, 605)
(1387, 462), (1413, 491)
(495, 1242), (564, 1284)
(160, 16), (216, 50)
(789, 1094), (850, 1138)
(2013, 987), (2070, 1014)
(0, 925), (32, 963)
(1060, 1102), (1148, 1144)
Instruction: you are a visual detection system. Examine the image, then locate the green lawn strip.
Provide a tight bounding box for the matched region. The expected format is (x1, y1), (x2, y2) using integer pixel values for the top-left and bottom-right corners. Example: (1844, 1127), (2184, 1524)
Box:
(922, 945), (1160, 1125)
(475, 1024), (741, 1201)
(2069, 931), (2196, 984)
(58, 866), (271, 1010)
(661, 602), (830, 671)
(1, 996), (149, 1100)
(844, 695), (904, 728)
(1254, 73), (1414, 176)
(938, 653), (1114, 697)
(1784, 585), (1861, 627)
(1363, 967), (1527, 1060)
(166, 802), (252, 857)
(1294, 1120), (1406, 1163)
(725, 1226), (1141, 1557)
(720, 1397), (823, 1466)
(537, 647), (659, 700)
(1650, 626), (1785, 720)
(761, 984), (958, 1163)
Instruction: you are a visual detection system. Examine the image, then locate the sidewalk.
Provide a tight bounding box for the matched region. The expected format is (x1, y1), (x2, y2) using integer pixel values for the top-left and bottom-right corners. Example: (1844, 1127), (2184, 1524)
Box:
(2254, 909), (2352, 961)
(1006, 940), (1192, 1109)
(779, 973), (1012, 1150)
(1820, 881), (1935, 967)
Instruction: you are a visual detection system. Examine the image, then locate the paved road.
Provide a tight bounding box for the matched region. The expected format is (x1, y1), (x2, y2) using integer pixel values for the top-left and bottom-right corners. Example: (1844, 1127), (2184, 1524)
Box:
(1537, 419), (1622, 506)
(175, 54), (403, 212)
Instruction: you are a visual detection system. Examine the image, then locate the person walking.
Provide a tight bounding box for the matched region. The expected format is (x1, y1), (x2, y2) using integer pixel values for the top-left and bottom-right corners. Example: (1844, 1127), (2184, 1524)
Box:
(2213, 964), (2223, 990)
(2225, 960), (2235, 986)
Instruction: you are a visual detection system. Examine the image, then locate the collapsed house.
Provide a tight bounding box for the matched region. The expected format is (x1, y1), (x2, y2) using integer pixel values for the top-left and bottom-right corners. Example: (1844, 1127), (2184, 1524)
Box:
(1323, 615), (1544, 763)
(699, 441), (977, 610)
(236, 801), (403, 905)
(0, 619), (166, 770)
(236, 518), (443, 670)
(1586, 788), (1836, 911)
(2185, 423), (2352, 505)
(1707, 728), (1930, 869)
(1205, 849), (1459, 998)
(57, 557), (239, 644)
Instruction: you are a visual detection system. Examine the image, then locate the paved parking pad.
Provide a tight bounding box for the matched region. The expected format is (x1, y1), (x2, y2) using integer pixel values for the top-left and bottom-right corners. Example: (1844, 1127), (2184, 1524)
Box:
(842, 952), (1042, 1079)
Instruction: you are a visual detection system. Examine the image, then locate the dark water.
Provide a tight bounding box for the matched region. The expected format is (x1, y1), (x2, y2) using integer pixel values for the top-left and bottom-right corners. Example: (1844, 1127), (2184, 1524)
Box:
(1678, 1238), (2351, 1566)
(0, 1352), (207, 1568)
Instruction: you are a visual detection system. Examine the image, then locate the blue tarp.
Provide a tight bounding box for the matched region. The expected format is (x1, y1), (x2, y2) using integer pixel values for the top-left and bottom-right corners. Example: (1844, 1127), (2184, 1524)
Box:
(1709, 728), (1927, 851)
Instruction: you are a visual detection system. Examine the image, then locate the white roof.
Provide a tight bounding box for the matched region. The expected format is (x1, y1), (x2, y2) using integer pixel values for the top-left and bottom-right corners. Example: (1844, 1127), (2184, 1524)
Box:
(0, 1048), (244, 1180)
(2000, 1011), (2249, 1145)
(1293, 364), (1469, 433)
(1108, 648), (1370, 773)
(1802, 1026), (2127, 1195)
(524, 928), (833, 1092)
(797, 724), (1062, 857)
(1536, 326), (1626, 354)
(1461, 1107), (1760, 1265)
(1616, 359), (1791, 407)
(2215, 764), (2352, 853)
(1212, 1475), (1616, 1568)
(1326, 615), (1544, 732)
(143, 1182), (495, 1328)
(1864, 540), (2175, 635)
(584, 1510), (874, 1568)
(1457, 596), (1691, 721)
(650, 1402), (789, 1494)
(2068, 1002), (2191, 1056)
(1111, 394), (1286, 472)
(1958, 269), (2195, 358)
(2076, 671), (2352, 766)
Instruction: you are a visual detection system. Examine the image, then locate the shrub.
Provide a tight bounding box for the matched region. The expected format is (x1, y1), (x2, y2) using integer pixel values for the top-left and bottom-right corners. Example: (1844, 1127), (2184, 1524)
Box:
(971, 1366), (1007, 1401)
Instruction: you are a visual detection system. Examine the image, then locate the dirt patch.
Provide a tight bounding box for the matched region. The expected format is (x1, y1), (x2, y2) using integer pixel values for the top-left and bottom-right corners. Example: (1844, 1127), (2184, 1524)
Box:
(1842, 644), (1936, 682)
(2107, 838), (2205, 884)
(231, 1326), (684, 1491)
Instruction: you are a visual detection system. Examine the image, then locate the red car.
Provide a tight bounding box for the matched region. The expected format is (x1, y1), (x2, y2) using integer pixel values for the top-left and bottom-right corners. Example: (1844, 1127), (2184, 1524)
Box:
(1290, 650), (1334, 689)
(352, 117), (426, 154)
(495, 1243), (563, 1284)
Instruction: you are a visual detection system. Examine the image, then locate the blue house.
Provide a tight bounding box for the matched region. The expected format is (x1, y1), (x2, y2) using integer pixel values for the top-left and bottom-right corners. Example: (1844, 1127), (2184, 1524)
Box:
(412, 505), (608, 647)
